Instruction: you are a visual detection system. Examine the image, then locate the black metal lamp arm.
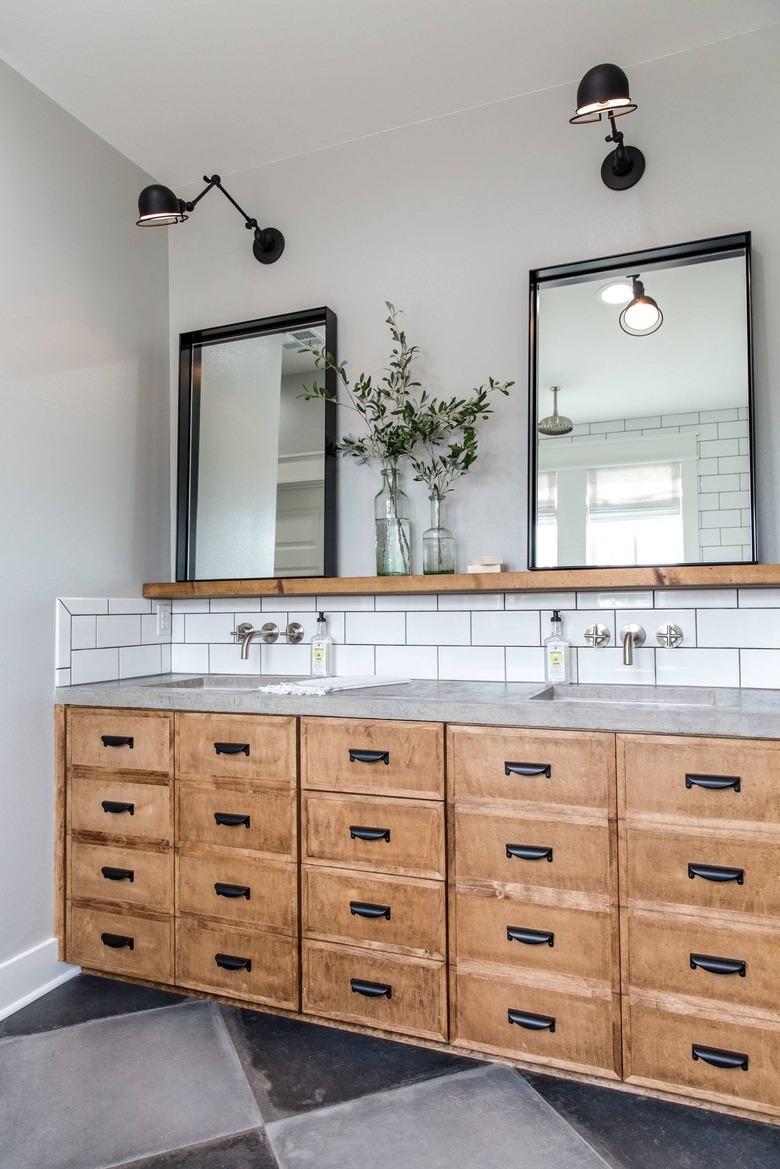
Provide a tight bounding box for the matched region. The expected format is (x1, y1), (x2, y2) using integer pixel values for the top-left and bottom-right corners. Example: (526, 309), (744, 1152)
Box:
(178, 174), (285, 264)
(605, 114), (631, 176)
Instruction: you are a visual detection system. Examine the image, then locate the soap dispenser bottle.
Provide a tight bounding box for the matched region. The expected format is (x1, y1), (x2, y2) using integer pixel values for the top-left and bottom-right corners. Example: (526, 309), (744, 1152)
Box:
(310, 612), (334, 678)
(544, 610), (571, 685)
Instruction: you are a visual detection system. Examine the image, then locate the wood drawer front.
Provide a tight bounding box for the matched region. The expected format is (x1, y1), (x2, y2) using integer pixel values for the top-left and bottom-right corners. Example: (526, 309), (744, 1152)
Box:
(69, 839), (172, 912)
(449, 725), (613, 810)
(302, 940), (447, 1040)
(69, 775), (172, 843)
(176, 851), (296, 933)
(455, 808), (612, 896)
(626, 909), (780, 1014)
(626, 998), (780, 1113)
(176, 713), (295, 784)
(68, 708), (172, 775)
(176, 918), (298, 1009)
(624, 826), (780, 917)
(620, 734), (780, 826)
(301, 717), (444, 799)
(454, 968), (619, 1077)
(67, 904), (173, 982)
(454, 891), (613, 984)
(302, 866), (446, 959)
(177, 783), (296, 858)
(302, 792), (446, 879)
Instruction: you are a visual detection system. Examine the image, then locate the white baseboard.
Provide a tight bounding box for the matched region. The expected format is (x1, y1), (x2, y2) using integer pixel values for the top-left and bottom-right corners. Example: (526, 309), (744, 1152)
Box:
(0, 938), (80, 1022)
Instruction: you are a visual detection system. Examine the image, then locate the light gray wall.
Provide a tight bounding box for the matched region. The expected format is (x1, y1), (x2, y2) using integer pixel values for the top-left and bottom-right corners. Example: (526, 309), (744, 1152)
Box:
(0, 60), (170, 994)
(167, 27), (780, 575)
(279, 373), (323, 458)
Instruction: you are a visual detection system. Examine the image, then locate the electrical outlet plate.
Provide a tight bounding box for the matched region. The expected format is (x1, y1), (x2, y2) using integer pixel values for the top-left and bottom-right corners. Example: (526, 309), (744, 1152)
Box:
(156, 600), (172, 637)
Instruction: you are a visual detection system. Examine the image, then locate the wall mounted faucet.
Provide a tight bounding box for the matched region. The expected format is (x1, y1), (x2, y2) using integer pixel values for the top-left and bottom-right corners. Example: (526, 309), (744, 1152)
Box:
(232, 621), (304, 660)
(619, 624), (646, 667)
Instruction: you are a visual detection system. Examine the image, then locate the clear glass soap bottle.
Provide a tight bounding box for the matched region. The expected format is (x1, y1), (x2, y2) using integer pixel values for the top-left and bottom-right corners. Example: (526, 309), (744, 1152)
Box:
(310, 611), (334, 677)
(544, 609), (571, 685)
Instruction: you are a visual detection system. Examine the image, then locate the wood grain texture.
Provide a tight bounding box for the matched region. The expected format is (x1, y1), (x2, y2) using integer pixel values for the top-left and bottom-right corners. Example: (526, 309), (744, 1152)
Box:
(143, 563), (780, 601)
(300, 717), (444, 800)
(177, 781), (297, 859)
(302, 791), (446, 879)
(302, 939), (447, 1041)
(176, 849), (297, 934)
(175, 917), (298, 1009)
(69, 774), (173, 845)
(176, 712), (296, 785)
(302, 865), (446, 959)
(69, 839), (174, 913)
(68, 707), (173, 775)
(67, 904), (173, 982)
(54, 705), (66, 958)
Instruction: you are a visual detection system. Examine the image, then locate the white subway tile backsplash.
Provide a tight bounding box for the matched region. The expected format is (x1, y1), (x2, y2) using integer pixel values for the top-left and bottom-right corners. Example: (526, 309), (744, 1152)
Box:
(618, 609), (696, 648)
(654, 588), (737, 608)
(740, 650), (780, 689)
(260, 642), (311, 675)
(333, 645), (376, 675)
(71, 615), (97, 650)
(577, 647), (655, 685)
(56, 668), (71, 687)
(375, 594), (438, 611)
(655, 648), (739, 688)
(506, 591), (576, 611)
(346, 612), (406, 645)
(210, 597), (265, 612)
(184, 613), (237, 643)
(580, 591), (654, 610)
(317, 595), (375, 611)
(108, 598), (152, 614)
(171, 643), (209, 673)
(119, 644), (163, 679)
(263, 596), (318, 611)
(505, 647), (545, 682)
(561, 609), (615, 647)
(472, 610), (539, 646)
(141, 614), (168, 645)
(171, 599), (210, 613)
(172, 614), (185, 642)
(161, 644), (172, 674)
(375, 645), (438, 679)
(61, 598), (108, 615)
(97, 615), (142, 648)
(437, 593), (504, 610)
(407, 611), (470, 645)
(438, 646), (505, 682)
(697, 608), (780, 649)
(738, 589), (780, 608)
(209, 643), (261, 673)
(287, 611), (346, 644)
(56, 601), (71, 670)
(71, 648), (120, 685)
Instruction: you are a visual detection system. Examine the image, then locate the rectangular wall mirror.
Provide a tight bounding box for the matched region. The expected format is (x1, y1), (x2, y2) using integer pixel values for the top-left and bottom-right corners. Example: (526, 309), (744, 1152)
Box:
(176, 307), (337, 581)
(528, 233), (756, 569)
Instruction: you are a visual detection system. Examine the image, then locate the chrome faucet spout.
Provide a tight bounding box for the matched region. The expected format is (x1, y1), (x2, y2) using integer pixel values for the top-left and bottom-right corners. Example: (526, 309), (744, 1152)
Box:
(619, 624), (646, 667)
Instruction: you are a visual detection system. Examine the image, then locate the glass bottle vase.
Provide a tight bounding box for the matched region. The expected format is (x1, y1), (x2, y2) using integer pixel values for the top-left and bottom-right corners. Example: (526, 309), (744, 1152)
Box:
(374, 468), (412, 576)
(423, 494), (455, 574)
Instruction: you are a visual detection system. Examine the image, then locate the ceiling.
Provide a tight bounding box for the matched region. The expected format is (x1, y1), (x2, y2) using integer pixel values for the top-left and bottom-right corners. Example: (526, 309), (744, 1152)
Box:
(0, 0), (778, 187)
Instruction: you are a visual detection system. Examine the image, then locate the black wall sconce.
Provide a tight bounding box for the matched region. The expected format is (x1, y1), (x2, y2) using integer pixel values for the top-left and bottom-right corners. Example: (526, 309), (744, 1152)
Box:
(136, 174), (284, 264)
(570, 63), (644, 191)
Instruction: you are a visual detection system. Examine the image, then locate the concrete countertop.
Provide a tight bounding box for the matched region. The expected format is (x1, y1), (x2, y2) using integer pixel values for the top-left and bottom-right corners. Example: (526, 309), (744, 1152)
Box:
(55, 675), (780, 739)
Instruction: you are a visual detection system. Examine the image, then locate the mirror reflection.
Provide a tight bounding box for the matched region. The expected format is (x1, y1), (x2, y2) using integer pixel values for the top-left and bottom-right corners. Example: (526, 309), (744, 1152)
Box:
(529, 234), (755, 569)
(177, 308), (337, 581)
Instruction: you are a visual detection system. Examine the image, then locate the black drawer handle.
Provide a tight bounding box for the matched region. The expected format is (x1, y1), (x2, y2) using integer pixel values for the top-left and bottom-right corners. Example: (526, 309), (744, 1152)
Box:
(350, 825), (391, 843)
(101, 735), (133, 749)
(350, 901), (391, 920)
(506, 844), (553, 862)
(100, 932), (134, 950)
(690, 952), (746, 977)
(214, 742), (250, 756)
(692, 1044), (748, 1071)
(504, 761), (552, 778)
(215, 952), (252, 972)
(349, 749), (390, 765)
(214, 812), (251, 828)
(101, 866), (134, 883)
(101, 800), (134, 815)
(508, 1009), (555, 1033)
(214, 882), (250, 900)
(688, 863), (744, 885)
(350, 978), (392, 999)
(507, 926), (555, 947)
(686, 773), (741, 792)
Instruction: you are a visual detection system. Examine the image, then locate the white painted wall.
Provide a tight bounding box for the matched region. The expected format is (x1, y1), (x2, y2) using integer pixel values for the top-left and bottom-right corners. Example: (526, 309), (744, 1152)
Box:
(168, 27), (780, 574)
(0, 60), (170, 1009)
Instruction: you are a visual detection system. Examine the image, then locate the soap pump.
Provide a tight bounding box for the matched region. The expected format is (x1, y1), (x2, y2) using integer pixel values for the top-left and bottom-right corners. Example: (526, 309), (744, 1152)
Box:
(310, 611), (334, 678)
(544, 609), (571, 685)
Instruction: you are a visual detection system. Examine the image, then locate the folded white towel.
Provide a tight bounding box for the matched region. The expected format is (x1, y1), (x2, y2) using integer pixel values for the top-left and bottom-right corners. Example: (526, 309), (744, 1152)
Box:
(257, 676), (409, 696)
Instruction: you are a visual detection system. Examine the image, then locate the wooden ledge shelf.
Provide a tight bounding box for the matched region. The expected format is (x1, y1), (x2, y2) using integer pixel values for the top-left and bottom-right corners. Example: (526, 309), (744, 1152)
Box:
(144, 564), (780, 600)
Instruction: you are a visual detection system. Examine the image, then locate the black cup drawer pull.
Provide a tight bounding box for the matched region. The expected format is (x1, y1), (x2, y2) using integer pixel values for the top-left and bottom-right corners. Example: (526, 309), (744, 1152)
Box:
(100, 735), (134, 749)
(214, 812), (251, 828)
(101, 932), (134, 950)
(504, 761), (552, 778)
(686, 773), (741, 792)
(690, 952), (746, 977)
(102, 800), (134, 815)
(348, 749), (390, 765)
(350, 825), (391, 843)
(350, 901), (392, 920)
(692, 1044), (749, 1071)
(214, 882), (251, 900)
(215, 953), (252, 972)
(507, 926), (555, 947)
(508, 1009), (556, 1033)
(350, 978), (392, 999)
(214, 742), (250, 757)
(101, 866), (134, 882)
(688, 863), (744, 885)
(506, 844), (553, 863)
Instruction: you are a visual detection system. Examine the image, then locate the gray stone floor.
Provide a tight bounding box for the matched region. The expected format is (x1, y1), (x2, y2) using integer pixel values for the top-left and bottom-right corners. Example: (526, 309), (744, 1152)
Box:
(1, 974), (779, 1169)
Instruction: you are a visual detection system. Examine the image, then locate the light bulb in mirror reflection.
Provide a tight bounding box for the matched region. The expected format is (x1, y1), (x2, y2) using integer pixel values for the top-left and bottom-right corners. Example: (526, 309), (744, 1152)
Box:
(619, 276), (663, 336)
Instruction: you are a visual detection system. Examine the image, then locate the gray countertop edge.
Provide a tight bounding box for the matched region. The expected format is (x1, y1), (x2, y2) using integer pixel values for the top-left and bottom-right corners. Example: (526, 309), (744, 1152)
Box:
(54, 676), (780, 740)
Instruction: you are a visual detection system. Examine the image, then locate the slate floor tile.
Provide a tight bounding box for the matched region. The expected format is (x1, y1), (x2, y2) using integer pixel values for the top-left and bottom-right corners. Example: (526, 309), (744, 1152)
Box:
(112, 1128), (277, 1169)
(267, 1063), (610, 1169)
(220, 1005), (482, 1122)
(0, 1001), (262, 1169)
(524, 1071), (780, 1169)
(0, 973), (188, 1039)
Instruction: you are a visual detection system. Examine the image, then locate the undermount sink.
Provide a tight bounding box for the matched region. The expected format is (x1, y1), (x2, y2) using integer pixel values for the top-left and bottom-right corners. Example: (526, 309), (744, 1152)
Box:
(532, 683), (732, 707)
(156, 675), (289, 691)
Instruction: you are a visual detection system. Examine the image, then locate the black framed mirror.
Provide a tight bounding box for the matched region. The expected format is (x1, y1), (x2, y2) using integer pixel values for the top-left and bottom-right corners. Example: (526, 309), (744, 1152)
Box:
(176, 307), (337, 581)
(528, 233), (756, 570)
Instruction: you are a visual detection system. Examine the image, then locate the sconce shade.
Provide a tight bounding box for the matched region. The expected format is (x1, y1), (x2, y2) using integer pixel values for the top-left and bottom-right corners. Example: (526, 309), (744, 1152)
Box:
(136, 183), (187, 226)
(619, 277), (663, 336)
(570, 63), (637, 124)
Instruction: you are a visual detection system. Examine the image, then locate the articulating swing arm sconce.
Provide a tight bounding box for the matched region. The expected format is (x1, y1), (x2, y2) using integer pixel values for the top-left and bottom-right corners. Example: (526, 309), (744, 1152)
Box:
(136, 174), (285, 264)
